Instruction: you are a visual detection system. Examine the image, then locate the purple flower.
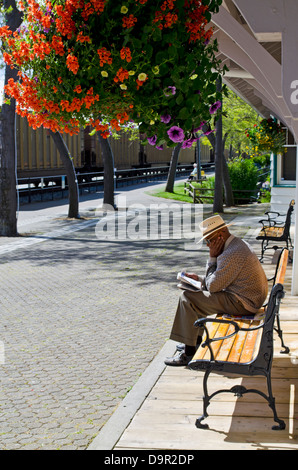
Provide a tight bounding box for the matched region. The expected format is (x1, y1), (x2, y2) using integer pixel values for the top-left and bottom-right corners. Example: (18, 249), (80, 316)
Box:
(209, 101), (222, 114)
(203, 129), (215, 136)
(167, 126), (185, 143)
(160, 113), (171, 124)
(148, 135), (157, 146)
(164, 86), (176, 97)
(182, 137), (198, 149)
(193, 121), (206, 132)
(156, 145), (164, 150)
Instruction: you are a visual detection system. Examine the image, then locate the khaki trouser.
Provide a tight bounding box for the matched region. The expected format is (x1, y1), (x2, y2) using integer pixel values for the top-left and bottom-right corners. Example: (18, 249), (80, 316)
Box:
(170, 289), (255, 347)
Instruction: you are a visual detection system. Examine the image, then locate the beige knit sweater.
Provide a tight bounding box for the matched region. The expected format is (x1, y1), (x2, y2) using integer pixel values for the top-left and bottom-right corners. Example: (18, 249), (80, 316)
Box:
(204, 235), (268, 313)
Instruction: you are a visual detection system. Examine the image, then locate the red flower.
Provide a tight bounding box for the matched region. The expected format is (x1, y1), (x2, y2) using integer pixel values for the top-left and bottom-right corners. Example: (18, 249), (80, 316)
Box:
(122, 14), (137, 29)
(66, 54), (79, 74)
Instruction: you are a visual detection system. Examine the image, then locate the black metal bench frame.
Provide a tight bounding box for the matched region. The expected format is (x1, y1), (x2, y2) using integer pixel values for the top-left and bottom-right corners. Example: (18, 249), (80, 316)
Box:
(256, 199), (294, 262)
(188, 251), (290, 431)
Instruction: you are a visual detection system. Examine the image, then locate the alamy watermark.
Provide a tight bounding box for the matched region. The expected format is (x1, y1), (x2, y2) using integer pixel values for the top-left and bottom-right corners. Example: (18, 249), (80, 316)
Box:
(95, 195), (203, 249)
(290, 80), (298, 104)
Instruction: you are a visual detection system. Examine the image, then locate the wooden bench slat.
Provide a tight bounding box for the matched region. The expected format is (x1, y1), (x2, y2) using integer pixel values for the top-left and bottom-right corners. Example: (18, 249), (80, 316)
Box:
(194, 320), (229, 363)
(215, 323), (238, 362)
(193, 318), (263, 364)
(194, 321), (221, 360)
(275, 249), (288, 284)
(238, 321), (262, 363)
(226, 325), (248, 363)
(259, 226), (284, 238)
(207, 321), (230, 359)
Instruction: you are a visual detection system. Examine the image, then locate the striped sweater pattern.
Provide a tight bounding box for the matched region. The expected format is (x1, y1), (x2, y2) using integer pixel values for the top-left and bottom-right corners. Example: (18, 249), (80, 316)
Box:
(204, 236), (268, 313)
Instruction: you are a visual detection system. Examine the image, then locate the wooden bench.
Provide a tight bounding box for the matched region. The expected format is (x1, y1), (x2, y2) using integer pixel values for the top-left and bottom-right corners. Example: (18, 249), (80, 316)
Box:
(188, 248), (290, 431)
(256, 199), (294, 261)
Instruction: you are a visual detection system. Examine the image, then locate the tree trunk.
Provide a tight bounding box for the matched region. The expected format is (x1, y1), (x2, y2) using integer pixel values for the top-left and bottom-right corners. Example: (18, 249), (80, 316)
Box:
(203, 126), (234, 207)
(165, 143), (182, 193)
(213, 108), (224, 213)
(202, 77), (233, 210)
(97, 133), (115, 208)
(0, 104), (18, 236)
(222, 133), (234, 207)
(49, 131), (80, 218)
(222, 156), (234, 207)
(0, 0), (23, 237)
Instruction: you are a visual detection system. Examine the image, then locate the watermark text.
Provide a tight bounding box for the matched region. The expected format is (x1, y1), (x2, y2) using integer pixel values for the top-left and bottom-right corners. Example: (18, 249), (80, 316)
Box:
(95, 196), (203, 249)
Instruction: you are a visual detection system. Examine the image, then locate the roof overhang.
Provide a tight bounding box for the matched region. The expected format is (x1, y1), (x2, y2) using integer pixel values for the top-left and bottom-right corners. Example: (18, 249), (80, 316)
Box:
(211, 0), (298, 142)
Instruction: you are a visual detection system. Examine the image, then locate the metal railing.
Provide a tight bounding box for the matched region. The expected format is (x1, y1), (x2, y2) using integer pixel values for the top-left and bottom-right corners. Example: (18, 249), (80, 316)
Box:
(18, 163), (213, 205)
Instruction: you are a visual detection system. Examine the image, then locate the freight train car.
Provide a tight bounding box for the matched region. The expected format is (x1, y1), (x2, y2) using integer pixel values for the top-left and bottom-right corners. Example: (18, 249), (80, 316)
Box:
(16, 115), (212, 185)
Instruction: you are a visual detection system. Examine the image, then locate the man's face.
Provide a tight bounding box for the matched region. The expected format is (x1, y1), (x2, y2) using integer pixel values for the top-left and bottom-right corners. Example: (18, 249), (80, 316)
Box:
(205, 230), (222, 246)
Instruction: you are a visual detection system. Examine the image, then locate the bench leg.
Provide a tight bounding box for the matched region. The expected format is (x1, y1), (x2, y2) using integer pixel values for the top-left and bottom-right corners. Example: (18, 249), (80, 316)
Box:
(274, 314), (290, 354)
(195, 368), (211, 429)
(266, 372), (286, 430)
(259, 239), (268, 262)
(195, 368), (286, 431)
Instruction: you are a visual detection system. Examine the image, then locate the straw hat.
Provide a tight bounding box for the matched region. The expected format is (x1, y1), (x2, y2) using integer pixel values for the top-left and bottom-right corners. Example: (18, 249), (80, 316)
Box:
(197, 215), (233, 243)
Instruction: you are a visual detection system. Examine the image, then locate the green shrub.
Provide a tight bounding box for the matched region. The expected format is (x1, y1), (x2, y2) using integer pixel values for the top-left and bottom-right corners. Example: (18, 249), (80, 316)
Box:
(228, 158), (259, 203)
(228, 158), (259, 190)
(252, 154), (270, 168)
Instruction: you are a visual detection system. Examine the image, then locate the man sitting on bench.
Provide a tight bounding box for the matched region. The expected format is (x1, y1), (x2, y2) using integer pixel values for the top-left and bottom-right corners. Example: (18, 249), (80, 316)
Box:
(165, 215), (268, 366)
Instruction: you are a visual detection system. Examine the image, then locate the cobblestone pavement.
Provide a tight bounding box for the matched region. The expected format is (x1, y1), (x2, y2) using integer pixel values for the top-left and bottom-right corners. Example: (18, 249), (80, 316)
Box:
(0, 182), (269, 449)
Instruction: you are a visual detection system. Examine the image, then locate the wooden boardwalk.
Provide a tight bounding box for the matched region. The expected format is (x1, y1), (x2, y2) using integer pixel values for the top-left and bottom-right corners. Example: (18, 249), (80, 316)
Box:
(115, 262), (298, 450)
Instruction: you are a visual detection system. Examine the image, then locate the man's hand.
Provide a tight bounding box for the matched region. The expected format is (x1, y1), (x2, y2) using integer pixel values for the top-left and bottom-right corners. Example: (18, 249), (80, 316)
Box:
(185, 272), (199, 281)
(208, 235), (225, 258)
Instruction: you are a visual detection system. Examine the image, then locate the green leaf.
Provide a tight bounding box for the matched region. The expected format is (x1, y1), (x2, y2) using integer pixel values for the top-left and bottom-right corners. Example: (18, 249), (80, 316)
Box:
(168, 46), (177, 59)
(159, 64), (169, 76)
(205, 11), (211, 22)
(180, 81), (189, 94)
(155, 50), (167, 63)
(192, 94), (201, 110)
(152, 27), (162, 42)
(178, 107), (190, 120)
(176, 93), (184, 106)
(186, 98), (194, 110)
(171, 71), (180, 83)
(144, 44), (153, 59)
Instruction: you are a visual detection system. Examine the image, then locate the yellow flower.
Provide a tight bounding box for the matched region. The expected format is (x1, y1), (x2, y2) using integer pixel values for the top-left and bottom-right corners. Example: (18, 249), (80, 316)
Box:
(128, 70), (135, 75)
(138, 73), (147, 81)
(190, 74), (198, 80)
(101, 71), (108, 77)
(152, 66), (159, 74)
(120, 84), (127, 90)
(150, 120), (155, 125)
(121, 6), (128, 14)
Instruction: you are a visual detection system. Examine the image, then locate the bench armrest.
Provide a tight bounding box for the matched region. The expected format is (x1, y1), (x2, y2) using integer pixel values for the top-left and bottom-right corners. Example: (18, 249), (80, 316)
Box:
(258, 218), (285, 229)
(194, 317), (239, 333)
(194, 317), (265, 362)
(264, 211), (287, 221)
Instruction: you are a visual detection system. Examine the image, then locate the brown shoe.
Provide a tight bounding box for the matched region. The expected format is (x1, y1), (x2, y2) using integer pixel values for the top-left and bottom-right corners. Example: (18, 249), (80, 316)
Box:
(164, 352), (192, 367)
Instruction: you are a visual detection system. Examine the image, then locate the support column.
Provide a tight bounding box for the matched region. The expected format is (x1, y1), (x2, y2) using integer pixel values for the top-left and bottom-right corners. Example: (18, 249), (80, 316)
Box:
(291, 144), (298, 295)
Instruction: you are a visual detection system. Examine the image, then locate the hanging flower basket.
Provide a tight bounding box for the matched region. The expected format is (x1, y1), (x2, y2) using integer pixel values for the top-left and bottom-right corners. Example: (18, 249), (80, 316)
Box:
(1, 0), (224, 148)
(245, 118), (286, 155)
